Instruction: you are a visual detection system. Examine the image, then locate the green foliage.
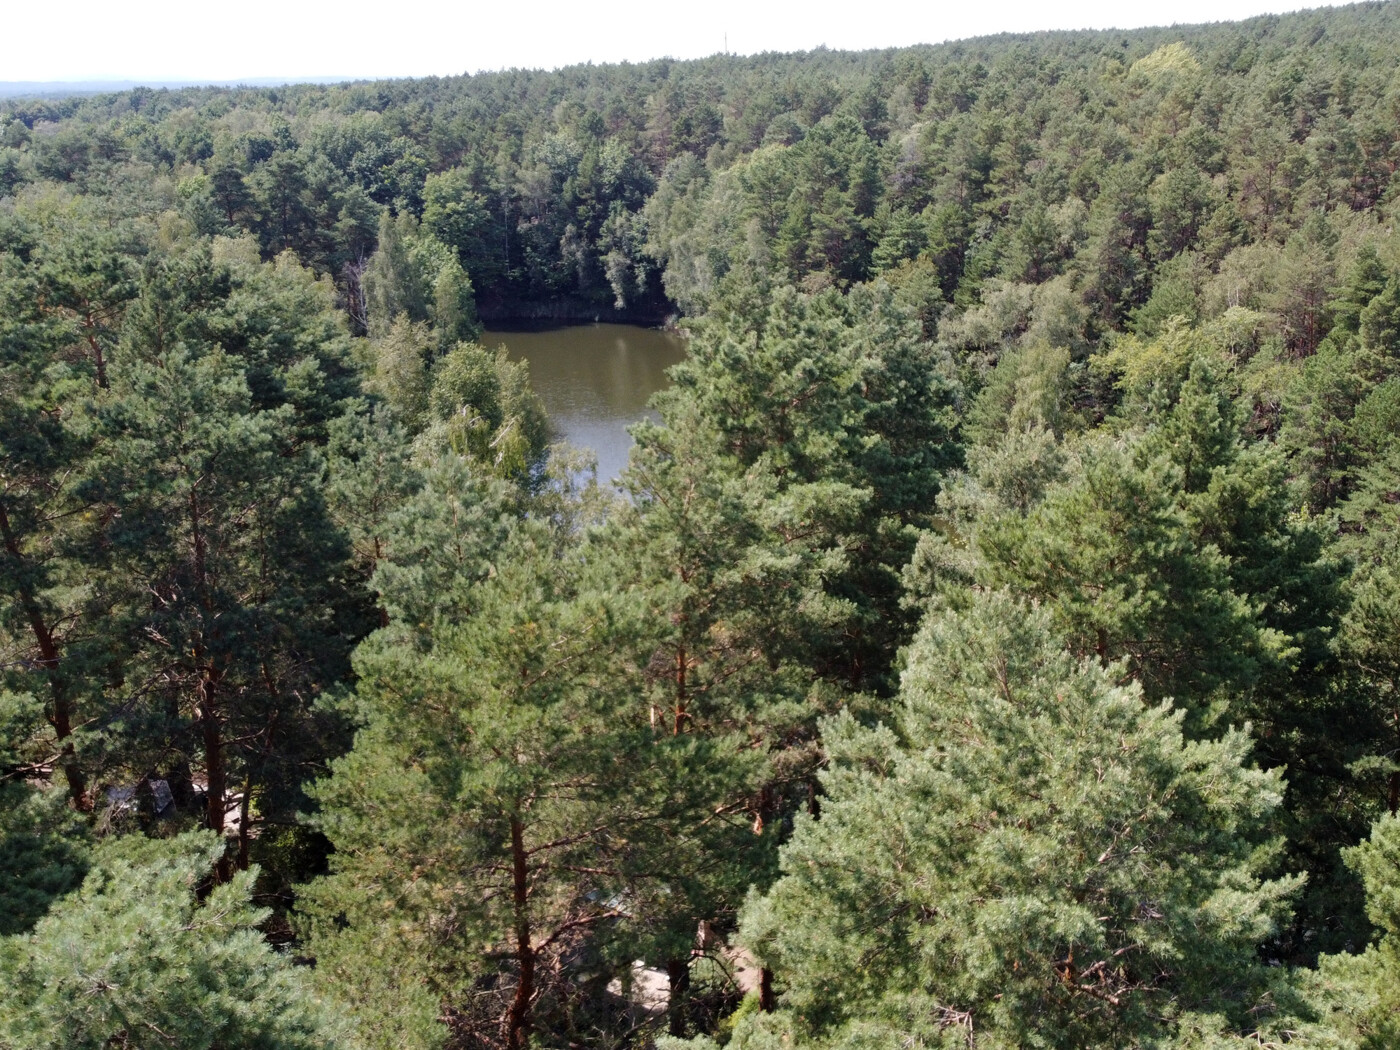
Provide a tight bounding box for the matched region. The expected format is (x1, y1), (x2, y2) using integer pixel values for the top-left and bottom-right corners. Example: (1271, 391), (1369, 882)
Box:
(964, 341), (1072, 446)
(422, 168), (506, 289)
(0, 781), (89, 937)
(367, 452), (515, 631)
(302, 520), (733, 1049)
(362, 210), (481, 345)
(365, 314), (435, 430)
(736, 592), (1298, 1050)
(937, 432), (1276, 714)
(654, 279), (958, 689)
(324, 402), (423, 574)
(0, 831), (351, 1050)
(0, 691), (90, 936)
(428, 341), (548, 480)
(1305, 815), (1400, 1048)
(7, 10), (1400, 1046)
(91, 306), (362, 836)
(1335, 556), (1400, 816)
(1281, 341), (1371, 507)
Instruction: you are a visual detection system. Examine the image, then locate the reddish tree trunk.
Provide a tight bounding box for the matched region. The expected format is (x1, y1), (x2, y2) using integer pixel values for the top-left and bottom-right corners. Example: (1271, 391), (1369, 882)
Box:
(674, 643), (688, 735)
(507, 818), (535, 1050)
(237, 775), (253, 871)
(0, 501), (89, 810)
(759, 967), (776, 1012)
(198, 667), (233, 882)
(666, 957), (691, 1036)
(199, 672), (226, 836)
(82, 312), (107, 390)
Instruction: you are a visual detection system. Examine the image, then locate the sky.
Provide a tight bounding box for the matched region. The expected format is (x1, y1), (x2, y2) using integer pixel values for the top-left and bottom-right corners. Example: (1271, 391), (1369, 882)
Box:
(5, 0), (1333, 84)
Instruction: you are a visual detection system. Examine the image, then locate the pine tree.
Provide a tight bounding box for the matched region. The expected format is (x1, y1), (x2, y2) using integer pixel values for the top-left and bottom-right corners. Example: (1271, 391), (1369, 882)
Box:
(0, 219), (134, 811)
(732, 592), (1299, 1050)
(617, 399), (841, 1026)
(324, 403), (423, 578)
(60, 241), (373, 869)
(92, 340), (358, 869)
(1305, 814), (1400, 1048)
(970, 433), (1274, 715)
(660, 280), (958, 690)
(302, 513), (725, 1050)
(0, 689), (89, 936)
(0, 831), (351, 1050)
(366, 315), (435, 433)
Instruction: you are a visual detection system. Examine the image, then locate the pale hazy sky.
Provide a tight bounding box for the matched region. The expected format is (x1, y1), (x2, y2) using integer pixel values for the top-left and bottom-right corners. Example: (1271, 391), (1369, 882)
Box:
(6, 0), (1331, 83)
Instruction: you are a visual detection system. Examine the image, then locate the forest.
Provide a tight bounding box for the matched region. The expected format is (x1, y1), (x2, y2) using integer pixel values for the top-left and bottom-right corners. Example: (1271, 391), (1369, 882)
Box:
(4, 2), (1400, 1047)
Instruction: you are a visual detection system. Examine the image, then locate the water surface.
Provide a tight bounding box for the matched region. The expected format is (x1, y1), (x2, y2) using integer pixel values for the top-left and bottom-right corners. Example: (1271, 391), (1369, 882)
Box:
(483, 323), (687, 485)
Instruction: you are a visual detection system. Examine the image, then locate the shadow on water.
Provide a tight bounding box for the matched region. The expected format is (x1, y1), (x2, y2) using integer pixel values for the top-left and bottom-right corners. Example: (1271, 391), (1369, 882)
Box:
(482, 323), (687, 486)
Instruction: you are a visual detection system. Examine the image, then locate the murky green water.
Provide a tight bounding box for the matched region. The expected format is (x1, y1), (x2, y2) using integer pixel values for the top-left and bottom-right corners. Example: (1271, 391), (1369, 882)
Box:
(483, 323), (687, 485)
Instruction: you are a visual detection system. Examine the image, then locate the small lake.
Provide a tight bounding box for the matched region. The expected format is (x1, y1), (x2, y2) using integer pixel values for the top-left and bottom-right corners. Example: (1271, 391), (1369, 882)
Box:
(483, 323), (687, 485)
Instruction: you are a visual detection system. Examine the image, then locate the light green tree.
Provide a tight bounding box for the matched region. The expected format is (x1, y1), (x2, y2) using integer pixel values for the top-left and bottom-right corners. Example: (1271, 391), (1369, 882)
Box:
(730, 592), (1299, 1050)
(1305, 814), (1400, 1048)
(0, 831), (352, 1050)
(428, 341), (548, 481)
(366, 314), (435, 432)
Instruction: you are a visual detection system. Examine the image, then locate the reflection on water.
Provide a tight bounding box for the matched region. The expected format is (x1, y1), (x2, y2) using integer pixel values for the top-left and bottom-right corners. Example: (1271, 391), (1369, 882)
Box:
(483, 323), (687, 486)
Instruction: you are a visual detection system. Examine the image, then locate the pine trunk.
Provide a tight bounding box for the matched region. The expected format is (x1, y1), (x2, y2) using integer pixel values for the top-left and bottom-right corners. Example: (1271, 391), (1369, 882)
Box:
(673, 643), (687, 735)
(666, 957), (691, 1036)
(0, 500), (89, 810)
(198, 671), (227, 835)
(759, 967), (776, 1012)
(507, 817), (535, 1050)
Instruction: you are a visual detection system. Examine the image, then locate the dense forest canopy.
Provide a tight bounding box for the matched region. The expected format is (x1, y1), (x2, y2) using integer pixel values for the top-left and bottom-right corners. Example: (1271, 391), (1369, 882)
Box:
(5, 3), (1400, 1047)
